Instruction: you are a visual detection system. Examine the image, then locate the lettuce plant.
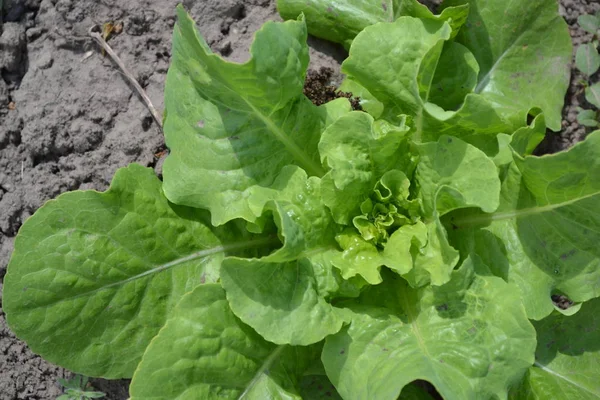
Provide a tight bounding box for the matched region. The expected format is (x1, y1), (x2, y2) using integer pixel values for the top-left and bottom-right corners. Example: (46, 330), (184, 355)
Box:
(3, 1), (600, 399)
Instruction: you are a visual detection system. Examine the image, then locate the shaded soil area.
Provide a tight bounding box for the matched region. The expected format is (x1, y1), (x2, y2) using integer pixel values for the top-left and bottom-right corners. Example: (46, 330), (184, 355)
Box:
(0, 0), (595, 398)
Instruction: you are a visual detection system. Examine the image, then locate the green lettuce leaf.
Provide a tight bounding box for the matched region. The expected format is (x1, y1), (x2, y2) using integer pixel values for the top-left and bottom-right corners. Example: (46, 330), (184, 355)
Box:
(510, 297), (600, 399)
(400, 135), (499, 287)
(2, 164), (274, 378)
(322, 257), (536, 400)
(338, 78), (384, 118)
(447, 131), (600, 319)
(130, 284), (317, 399)
(342, 16), (452, 120)
(220, 256), (350, 346)
(326, 223), (425, 285)
(443, 0), (572, 130)
(340, 15), (515, 152)
(276, 0), (469, 49)
(319, 111), (411, 225)
(427, 42), (479, 111)
(246, 165), (339, 262)
(163, 6), (332, 226)
(415, 135), (501, 217)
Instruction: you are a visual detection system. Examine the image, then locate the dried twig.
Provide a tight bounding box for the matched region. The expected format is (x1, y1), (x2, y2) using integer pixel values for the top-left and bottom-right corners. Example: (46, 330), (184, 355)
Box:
(88, 26), (163, 130)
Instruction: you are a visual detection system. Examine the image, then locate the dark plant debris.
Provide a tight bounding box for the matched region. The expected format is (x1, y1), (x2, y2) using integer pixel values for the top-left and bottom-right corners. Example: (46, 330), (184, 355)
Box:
(303, 67), (362, 110)
(551, 294), (574, 310)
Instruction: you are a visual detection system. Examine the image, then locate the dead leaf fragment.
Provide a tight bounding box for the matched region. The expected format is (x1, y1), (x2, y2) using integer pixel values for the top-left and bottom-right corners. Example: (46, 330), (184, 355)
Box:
(100, 21), (124, 55)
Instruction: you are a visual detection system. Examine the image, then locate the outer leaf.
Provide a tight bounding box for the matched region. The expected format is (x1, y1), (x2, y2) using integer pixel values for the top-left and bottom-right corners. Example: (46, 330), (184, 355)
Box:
(578, 14), (600, 35)
(443, 0), (572, 130)
(576, 43), (600, 76)
(342, 17), (452, 119)
(2, 165), (273, 378)
(130, 284), (315, 399)
(585, 82), (600, 109)
(428, 42), (480, 111)
(276, 0), (468, 49)
(341, 16), (515, 152)
(415, 135), (501, 217)
(510, 298), (600, 399)
(322, 258), (536, 400)
(420, 94), (515, 155)
(319, 112), (411, 224)
(163, 6), (328, 226)
(448, 131), (600, 319)
(220, 257), (350, 346)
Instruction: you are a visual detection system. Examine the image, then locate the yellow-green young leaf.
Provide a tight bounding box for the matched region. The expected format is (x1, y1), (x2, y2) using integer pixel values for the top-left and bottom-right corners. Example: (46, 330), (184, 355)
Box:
(276, 0), (468, 49)
(443, 0), (572, 130)
(163, 6), (333, 226)
(510, 298), (600, 399)
(326, 223), (426, 286)
(2, 165), (273, 378)
(130, 284), (317, 400)
(447, 131), (600, 320)
(319, 111), (411, 225)
(220, 256), (350, 346)
(322, 257), (536, 400)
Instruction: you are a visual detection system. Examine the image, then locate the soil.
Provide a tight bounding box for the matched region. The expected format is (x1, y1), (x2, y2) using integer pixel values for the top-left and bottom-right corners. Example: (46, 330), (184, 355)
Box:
(304, 67), (362, 110)
(0, 0), (595, 399)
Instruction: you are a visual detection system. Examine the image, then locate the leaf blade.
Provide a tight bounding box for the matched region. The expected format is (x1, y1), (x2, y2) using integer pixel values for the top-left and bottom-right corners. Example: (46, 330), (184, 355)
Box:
(444, 0), (572, 130)
(2, 165), (271, 378)
(323, 258), (536, 400)
(448, 131), (600, 319)
(163, 6), (327, 226)
(221, 256), (350, 346)
(510, 298), (600, 399)
(130, 284), (315, 399)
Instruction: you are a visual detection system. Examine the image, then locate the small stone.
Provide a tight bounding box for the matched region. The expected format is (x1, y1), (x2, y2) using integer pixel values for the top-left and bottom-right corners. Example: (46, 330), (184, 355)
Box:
(26, 26), (44, 41)
(36, 51), (53, 70)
